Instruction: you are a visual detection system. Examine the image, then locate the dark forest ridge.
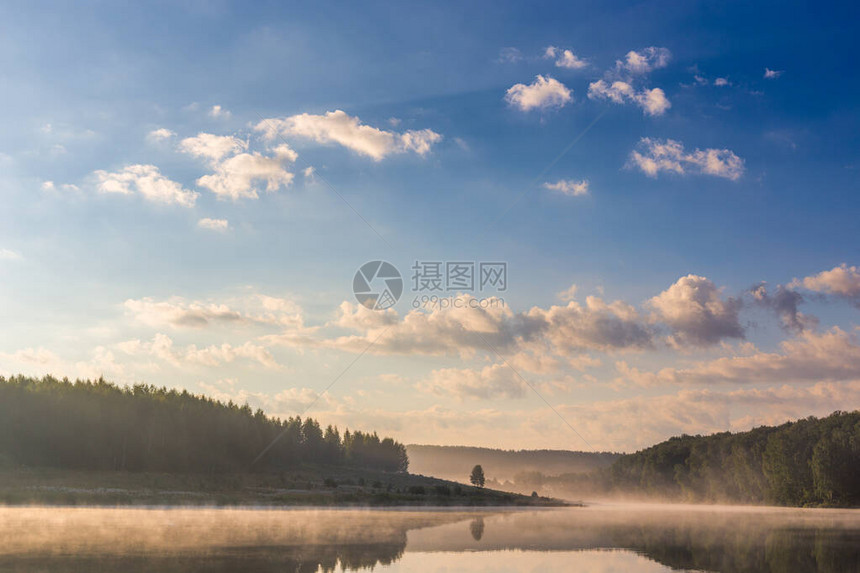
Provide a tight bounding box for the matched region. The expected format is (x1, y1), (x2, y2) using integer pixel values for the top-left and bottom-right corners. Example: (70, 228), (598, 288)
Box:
(0, 375), (407, 473)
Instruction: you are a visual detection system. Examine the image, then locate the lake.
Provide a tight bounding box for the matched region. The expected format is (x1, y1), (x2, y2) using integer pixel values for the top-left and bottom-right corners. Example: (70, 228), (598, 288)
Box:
(1, 504), (859, 572)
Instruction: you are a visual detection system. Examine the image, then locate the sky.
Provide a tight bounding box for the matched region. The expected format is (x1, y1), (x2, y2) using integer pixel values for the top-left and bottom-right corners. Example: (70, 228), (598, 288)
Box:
(1, 0), (859, 452)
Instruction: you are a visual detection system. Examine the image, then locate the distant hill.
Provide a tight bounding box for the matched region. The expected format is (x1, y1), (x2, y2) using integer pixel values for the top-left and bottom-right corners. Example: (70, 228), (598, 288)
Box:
(512, 411), (860, 507)
(406, 444), (620, 482)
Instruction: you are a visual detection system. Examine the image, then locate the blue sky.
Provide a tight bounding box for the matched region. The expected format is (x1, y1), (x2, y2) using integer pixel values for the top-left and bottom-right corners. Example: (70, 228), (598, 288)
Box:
(1, 0), (859, 451)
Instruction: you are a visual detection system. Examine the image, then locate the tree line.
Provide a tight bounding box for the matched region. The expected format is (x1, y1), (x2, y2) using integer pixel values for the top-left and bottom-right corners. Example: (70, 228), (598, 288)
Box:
(0, 375), (408, 474)
(527, 411), (860, 506)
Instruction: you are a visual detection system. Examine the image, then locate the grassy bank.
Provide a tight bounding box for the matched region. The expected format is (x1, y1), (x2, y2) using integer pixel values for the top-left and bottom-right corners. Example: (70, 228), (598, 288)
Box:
(0, 464), (568, 507)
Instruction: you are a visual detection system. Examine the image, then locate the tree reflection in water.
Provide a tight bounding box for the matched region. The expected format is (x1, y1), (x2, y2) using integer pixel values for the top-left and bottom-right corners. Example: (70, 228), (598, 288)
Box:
(469, 517), (485, 541)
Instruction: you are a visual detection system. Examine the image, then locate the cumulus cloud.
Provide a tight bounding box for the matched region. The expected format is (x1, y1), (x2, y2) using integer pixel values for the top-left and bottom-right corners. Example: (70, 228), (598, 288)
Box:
(147, 128), (176, 142)
(627, 137), (744, 180)
(587, 80), (671, 116)
(530, 296), (654, 353)
(179, 133), (247, 161)
(196, 148), (296, 200)
(790, 264), (860, 298)
(124, 298), (245, 328)
(587, 47), (672, 116)
(617, 327), (860, 388)
(254, 110), (442, 161)
(750, 283), (814, 332)
(179, 133), (296, 200)
(543, 179), (589, 196)
(714, 77), (731, 87)
(273, 294), (652, 358)
(41, 181), (79, 193)
(118, 333), (279, 369)
(124, 294), (303, 330)
(93, 164), (199, 207)
(544, 46), (588, 69)
(208, 105), (231, 119)
(505, 75), (572, 111)
(617, 47), (671, 75)
(648, 275), (744, 347)
(197, 218), (228, 232)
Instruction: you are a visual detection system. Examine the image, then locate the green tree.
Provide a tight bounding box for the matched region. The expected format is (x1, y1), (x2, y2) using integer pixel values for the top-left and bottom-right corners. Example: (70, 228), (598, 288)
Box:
(470, 464), (485, 488)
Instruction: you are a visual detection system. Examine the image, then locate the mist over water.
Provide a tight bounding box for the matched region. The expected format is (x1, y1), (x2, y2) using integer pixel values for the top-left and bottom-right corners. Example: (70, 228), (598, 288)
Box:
(1, 504), (859, 572)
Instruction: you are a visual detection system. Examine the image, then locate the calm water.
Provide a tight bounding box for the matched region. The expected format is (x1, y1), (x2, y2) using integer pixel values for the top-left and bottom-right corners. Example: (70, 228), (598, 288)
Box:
(1, 504), (859, 572)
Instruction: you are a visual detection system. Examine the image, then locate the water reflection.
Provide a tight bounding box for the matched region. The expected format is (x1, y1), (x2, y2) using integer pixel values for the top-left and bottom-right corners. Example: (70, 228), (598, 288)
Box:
(469, 516), (485, 541)
(0, 505), (858, 572)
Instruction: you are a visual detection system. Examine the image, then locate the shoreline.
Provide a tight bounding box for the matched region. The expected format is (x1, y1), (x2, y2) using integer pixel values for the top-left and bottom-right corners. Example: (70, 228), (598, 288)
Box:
(0, 466), (570, 508)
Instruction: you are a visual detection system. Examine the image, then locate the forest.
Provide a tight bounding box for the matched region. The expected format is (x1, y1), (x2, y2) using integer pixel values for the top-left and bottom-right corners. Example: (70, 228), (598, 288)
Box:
(516, 411), (860, 507)
(0, 375), (408, 474)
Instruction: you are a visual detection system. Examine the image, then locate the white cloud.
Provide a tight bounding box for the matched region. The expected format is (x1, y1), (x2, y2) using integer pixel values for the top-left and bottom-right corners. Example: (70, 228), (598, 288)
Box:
(543, 179), (589, 196)
(790, 264), (860, 298)
(196, 150), (295, 200)
(254, 110), (442, 161)
(714, 77), (730, 87)
(179, 133), (296, 200)
(587, 80), (671, 116)
(147, 128), (176, 142)
(764, 68), (783, 79)
(627, 137), (744, 180)
(617, 327), (860, 387)
(505, 75), (572, 111)
(93, 164), (199, 207)
(273, 294), (653, 357)
(587, 47), (672, 116)
(545, 46), (588, 69)
(197, 218), (229, 232)
(42, 181), (80, 193)
(208, 105), (231, 119)
(124, 298), (245, 329)
(179, 133), (247, 162)
(618, 47), (671, 74)
(0, 248), (22, 260)
(648, 275), (744, 347)
(529, 296), (654, 353)
(124, 294), (303, 330)
(118, 333), (279, 369)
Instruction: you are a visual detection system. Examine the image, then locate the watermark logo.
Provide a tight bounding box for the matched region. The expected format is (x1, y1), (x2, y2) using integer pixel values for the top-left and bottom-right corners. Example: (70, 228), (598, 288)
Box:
(354, 260), (508, 311)
(353, 261), (403, 310)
